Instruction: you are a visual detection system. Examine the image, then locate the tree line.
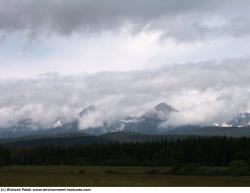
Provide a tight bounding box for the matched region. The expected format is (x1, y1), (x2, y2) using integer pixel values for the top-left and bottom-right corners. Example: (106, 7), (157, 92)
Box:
(1, 136), (250, 166)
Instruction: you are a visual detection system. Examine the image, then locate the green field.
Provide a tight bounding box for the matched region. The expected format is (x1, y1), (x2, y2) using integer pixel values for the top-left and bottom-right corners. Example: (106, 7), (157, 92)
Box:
(0, 166), (250, 186)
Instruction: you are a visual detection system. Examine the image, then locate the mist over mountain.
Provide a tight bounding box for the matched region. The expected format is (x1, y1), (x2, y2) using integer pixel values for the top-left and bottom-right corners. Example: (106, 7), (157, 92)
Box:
(0, 102), (177, 137)
(1, 62), (250, 134)
(1, 99), (250, 138)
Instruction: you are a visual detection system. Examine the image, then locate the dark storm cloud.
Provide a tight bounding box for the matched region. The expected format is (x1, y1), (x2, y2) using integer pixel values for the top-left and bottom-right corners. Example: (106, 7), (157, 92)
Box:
(1, 0), (250, 41)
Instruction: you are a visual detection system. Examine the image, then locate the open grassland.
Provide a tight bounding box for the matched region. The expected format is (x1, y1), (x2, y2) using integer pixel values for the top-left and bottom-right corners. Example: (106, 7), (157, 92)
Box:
(1, 166), (250, 186)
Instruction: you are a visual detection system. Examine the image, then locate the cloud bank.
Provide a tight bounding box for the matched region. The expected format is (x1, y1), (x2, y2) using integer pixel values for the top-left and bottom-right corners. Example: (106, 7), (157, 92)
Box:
(0, 59), (250, 129)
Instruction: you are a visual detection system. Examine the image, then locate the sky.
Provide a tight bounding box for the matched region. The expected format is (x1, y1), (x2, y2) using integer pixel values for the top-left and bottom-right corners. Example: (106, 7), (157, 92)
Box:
(0, 0), (250, 129)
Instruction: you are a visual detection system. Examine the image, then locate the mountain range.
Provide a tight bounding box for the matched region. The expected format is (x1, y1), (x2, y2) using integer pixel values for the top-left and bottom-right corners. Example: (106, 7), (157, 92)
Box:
(0, 102), (250, 140)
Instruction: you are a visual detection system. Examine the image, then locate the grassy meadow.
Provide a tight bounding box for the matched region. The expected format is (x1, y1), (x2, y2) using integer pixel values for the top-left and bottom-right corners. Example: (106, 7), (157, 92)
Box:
(1, 166), (250, 186)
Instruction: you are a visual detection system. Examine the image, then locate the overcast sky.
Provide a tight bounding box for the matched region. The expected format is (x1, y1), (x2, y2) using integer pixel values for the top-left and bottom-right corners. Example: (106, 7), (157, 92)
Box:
(0, 0), (250, 129)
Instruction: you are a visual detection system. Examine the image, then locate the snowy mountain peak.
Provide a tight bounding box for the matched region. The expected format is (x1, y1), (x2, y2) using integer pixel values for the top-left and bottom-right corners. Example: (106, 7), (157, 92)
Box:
(154, 103), (178, 113)
(228, 112), (250, 127)
(142, 102), (177, 121)
(215, 112), (250, 128)
(52, 119), (65, 128)
(214, 123), (232, 127)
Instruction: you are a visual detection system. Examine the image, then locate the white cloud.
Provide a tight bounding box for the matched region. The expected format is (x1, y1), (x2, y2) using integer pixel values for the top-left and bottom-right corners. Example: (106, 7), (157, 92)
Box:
(0, 60), (250, 129)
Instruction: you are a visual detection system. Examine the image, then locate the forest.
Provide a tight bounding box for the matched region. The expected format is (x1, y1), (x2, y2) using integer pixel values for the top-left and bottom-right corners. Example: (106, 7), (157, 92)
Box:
(0, 136), (250, 168)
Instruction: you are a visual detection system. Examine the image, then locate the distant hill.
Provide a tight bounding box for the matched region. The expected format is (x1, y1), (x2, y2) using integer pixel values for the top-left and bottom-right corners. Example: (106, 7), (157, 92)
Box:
(0, 131), (188, 146)
(166, 126), (250, 137)
(0, 135), (112, 147)
(101, 131), (186, 142)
